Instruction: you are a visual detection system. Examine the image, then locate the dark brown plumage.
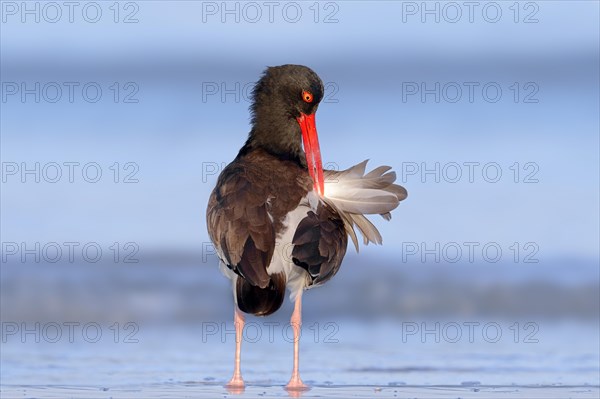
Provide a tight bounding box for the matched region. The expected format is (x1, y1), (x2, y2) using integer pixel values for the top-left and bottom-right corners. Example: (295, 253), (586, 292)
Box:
(207, 147), (313, 315)
(292, 201), (348, 286)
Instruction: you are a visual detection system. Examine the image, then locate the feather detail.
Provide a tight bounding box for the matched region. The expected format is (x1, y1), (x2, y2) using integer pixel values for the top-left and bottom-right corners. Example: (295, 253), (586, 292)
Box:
(340, 210), (360, 252)
(322, 197), (359, 252)
(325, 189), (400, 215)
(322, 160), (408, 252)
(349, 213), (383, 245)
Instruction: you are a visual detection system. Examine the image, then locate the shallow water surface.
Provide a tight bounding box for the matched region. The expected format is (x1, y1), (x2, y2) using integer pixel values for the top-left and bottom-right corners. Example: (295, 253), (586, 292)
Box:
(2, 320), (598, 398)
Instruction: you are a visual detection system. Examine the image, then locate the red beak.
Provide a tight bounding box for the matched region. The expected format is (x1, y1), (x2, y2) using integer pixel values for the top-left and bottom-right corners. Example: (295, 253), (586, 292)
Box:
(296, 113), (324, 196)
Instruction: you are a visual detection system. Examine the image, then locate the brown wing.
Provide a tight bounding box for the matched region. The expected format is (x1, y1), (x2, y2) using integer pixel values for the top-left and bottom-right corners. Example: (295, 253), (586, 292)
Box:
(206, 161), (275, 289)
(291, 201), (348, 287)
(207, 148), (314, 289)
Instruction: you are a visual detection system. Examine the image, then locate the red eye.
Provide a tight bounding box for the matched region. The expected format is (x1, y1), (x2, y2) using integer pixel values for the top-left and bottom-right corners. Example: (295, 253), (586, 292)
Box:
(302, 90), (313, 103)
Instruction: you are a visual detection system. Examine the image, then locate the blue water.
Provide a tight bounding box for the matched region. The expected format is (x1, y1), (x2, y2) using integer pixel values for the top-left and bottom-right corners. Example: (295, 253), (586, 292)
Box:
(1, 319), (598, 398)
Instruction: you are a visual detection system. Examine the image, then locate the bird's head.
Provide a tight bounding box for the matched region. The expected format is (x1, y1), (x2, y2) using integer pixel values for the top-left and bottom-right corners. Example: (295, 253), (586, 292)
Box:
(248, 64), (325, 195)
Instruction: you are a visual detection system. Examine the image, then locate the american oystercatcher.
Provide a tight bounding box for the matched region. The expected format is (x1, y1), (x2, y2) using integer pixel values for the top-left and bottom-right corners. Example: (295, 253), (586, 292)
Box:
(206, 65), (407, 391)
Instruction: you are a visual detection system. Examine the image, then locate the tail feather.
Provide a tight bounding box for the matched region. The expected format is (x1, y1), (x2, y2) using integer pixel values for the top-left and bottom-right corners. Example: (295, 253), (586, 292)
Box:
(385, 182), (408, 201)
(365, 165), (392, 178)
(349, 213), (383, 245)
(324, 188), (400, 215)
(333, 207), (360, 251)
(236, 272), (286, 316)
(323, 160), (407, 250)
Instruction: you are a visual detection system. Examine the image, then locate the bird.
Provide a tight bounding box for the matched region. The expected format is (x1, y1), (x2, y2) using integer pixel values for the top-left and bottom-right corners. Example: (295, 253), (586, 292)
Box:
(206, 64), (407, 391)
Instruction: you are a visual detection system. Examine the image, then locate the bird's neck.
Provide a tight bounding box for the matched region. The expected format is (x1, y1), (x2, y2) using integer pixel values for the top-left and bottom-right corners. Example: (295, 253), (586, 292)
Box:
(241, 110), (306, 166)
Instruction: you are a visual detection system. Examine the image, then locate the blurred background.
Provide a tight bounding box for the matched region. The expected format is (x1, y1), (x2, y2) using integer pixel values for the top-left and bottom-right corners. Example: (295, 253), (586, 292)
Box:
(1, 0), (599, 395)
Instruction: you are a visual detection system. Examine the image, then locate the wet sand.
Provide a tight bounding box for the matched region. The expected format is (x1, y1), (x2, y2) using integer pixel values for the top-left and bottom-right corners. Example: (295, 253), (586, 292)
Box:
(2, 320), (598, 399)
(2, 383), (599, 399)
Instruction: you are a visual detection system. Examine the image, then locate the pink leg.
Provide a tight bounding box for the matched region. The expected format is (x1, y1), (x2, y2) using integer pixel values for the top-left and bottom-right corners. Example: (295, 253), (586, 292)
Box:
(285, 294), (309, 391)
(226, 307), (245, 389)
